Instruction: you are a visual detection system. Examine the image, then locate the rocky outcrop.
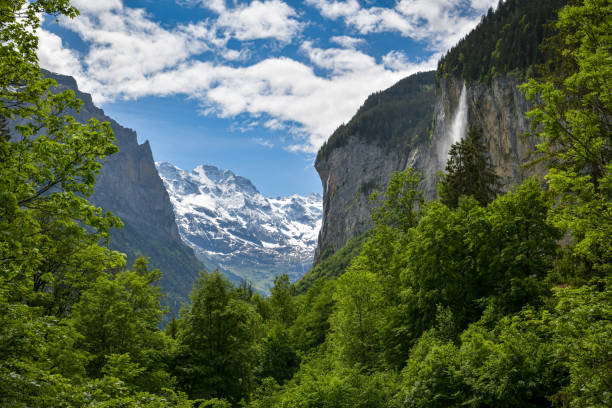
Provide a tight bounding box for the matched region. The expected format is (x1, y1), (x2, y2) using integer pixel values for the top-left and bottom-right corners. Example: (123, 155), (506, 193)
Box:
(315, 138), (418, 260)
(314, 71), (437, 262)
(423, 75), (542, 194)
(45, 71), (203, 314)
(315, 73), (543, 262)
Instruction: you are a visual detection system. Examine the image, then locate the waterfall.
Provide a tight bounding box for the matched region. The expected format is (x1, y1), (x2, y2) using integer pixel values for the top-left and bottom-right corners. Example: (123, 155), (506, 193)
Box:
(438, 84), (469, 164)
(449, 84), (468, 149)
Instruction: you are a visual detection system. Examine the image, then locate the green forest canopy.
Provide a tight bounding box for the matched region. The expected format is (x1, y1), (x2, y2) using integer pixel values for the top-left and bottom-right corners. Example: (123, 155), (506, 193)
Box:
(1, 0), (611, 406)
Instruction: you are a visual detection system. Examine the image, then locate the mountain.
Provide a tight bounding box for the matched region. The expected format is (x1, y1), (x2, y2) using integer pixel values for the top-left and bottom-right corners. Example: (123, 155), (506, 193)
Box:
(315, 71), (437, 262)
(312, 0), (568, 267)
(45, 71), (204, 315)
(156, 162), (322, 293)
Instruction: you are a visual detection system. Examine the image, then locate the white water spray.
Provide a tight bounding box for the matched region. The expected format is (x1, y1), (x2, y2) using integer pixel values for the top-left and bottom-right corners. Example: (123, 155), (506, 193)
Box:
(449, 84), (468, 151)
(437, 83), (469, 165)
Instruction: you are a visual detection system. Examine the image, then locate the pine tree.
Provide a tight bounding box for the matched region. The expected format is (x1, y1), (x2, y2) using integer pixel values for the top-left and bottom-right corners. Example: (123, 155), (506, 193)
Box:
(438, 128), (500, 208)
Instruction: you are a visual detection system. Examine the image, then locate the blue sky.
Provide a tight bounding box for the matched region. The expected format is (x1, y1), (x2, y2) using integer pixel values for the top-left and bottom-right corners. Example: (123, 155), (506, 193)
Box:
(38, 0), (497, 196)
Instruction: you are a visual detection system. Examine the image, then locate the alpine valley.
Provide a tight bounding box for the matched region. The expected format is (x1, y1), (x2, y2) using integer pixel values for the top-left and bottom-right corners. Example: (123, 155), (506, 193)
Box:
(157, 162), (322, 293)
(3, 0), (611, 407)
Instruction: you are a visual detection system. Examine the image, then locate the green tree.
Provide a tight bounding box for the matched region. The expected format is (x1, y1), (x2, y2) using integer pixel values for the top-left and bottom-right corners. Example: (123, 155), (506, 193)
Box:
(290, 278), (337, 353)
(268, 273), (297, 327)
(438, 127), (500, 208)
(0, 0), (122, 301)
(329, 256), (384, 368)
(257, 325), (300, 384)
(71, 257), (171, 392)
(174, 271), (259, 403)
(550, 279), (612, 407)
(522, 0), (611, 282)
(522, 0), (611, 187)
(371, 168), (424, 233)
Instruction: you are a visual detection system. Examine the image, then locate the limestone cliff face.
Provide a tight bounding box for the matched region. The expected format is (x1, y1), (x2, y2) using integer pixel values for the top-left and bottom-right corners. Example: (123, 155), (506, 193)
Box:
(315, 73), (543, 262)
(45, 71), (202, 313)
(314, 71), (437, 262)
(315, 138), (418, 260)
(424, 75), (541, 194)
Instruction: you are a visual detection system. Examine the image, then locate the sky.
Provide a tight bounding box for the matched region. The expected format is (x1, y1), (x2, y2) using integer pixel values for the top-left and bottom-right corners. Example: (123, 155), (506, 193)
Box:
(38, 0), (498, 197)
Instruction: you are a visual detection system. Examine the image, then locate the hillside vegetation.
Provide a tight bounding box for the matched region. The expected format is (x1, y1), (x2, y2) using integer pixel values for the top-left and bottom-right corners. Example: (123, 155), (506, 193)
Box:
(317, 71), (436, 162)
(438, 0), (569, 81)
(1, 0), (610, 407)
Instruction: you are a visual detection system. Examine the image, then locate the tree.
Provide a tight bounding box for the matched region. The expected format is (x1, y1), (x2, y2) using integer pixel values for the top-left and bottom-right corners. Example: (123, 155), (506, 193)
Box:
(174, 271), (259, 403)
(0, 0), (122, 300)
(549, 278), (612, 407)
(438, 127), (500, 208)
(0, 2), (132, 405)
(268, 273), (297, 327)
(329, 256), (384, 368)
(371, 168), (424, 233)
(522, 0), (612, 282)
(71, 258), (171, 393)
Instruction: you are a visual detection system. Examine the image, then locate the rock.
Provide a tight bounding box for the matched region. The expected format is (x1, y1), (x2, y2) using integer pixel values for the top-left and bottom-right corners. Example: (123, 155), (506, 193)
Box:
(315, 72), (544, 262)
(44, 70), (203, 315)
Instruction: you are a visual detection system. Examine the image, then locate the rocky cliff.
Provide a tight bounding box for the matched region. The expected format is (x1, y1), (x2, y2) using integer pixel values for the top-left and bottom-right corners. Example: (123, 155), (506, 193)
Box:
(314, 71), (437, 261)
(314, 72), (544, 262)
(313, 0), (566, 263)
(45, 71), (203, 314)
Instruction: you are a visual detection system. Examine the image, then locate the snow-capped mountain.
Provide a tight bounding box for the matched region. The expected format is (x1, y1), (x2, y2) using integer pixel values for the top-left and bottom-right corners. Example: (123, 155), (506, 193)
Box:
(156, 162), (322, 293)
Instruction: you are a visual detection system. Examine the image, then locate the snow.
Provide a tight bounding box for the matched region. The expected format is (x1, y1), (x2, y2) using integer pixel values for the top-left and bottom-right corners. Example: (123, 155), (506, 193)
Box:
(156, 162), (323, 285)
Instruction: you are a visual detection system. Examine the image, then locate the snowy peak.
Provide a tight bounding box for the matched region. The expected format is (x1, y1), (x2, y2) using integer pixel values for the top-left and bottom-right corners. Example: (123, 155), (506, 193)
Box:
(156, 162), (322, 293)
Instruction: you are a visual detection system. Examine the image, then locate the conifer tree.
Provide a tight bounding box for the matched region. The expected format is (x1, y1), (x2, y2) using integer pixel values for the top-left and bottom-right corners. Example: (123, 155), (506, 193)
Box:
(438, 128), (500, 208)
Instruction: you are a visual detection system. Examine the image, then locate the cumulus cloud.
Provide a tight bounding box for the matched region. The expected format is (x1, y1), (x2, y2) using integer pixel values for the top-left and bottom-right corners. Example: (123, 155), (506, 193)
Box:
(37, 0), (487, 153)
(185, 0), (302, 42)
(306, 0), (499, 51)
(213, 0), (302, 42)
(70, 0), (122, 13)
(37, 29), (84, 79)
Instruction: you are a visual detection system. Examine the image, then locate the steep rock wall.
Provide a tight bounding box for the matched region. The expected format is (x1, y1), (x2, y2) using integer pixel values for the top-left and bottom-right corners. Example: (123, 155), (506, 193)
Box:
(315, 74), (543, 262)
(46, 71), (203, 313)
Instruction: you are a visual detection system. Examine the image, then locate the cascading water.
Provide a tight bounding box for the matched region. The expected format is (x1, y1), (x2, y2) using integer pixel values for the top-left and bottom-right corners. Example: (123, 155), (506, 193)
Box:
(449, 84), (468, 149)
(437, 83), (469, 164)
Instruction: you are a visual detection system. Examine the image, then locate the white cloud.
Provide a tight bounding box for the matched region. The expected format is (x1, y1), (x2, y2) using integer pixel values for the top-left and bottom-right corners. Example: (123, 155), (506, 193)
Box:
(254, 137), (274, 148)
(37, 0), (478, 153)
(307, 0), (498, 52)
(190, 0), (303, 42)
(71, 0), (122, 13)
(37, 29), (84, 79)
(382, 50), (424, 71)
(471, 0), (499, 9)
(214, 0), (302, 42)
(329, 35), (366, 49)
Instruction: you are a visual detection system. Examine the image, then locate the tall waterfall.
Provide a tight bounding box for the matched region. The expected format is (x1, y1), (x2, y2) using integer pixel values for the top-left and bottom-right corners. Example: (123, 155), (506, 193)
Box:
(437, 83), (469, 165)
(449, 84), (468, 149)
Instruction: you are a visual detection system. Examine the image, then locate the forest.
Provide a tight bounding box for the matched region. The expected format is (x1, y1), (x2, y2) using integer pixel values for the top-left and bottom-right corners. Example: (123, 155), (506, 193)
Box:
(438, 0), (569, 81)
(1, 0), (610, 407)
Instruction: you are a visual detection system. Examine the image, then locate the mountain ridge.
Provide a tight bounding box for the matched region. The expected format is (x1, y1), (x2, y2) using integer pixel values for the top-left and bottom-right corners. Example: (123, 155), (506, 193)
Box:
(44, 70), (204, 315)
(157, 161), (322, 293)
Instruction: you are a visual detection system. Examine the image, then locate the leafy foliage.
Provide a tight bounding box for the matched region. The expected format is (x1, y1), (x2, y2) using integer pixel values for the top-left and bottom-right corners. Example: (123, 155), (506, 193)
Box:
(173, 271), (260, 403)
(1, 0), (610, 407)
(295, 231), (369, 293)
